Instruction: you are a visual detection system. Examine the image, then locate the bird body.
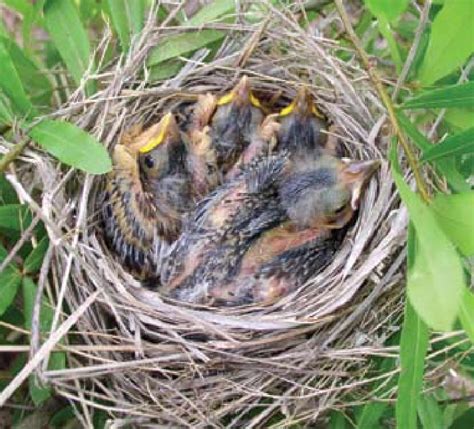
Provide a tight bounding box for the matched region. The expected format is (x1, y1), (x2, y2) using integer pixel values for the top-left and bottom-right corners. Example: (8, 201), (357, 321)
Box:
(102, 113), (192, 280)
(160, 152), (378, 306)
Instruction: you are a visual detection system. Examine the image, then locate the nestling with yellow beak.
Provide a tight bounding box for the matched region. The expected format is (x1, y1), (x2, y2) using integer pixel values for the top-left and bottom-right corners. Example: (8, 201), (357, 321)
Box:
(102, 113), (192, 280)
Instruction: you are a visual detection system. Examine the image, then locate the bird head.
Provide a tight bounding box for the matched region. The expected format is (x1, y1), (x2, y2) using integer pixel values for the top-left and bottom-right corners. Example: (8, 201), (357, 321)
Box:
(279, 155), (379, 229)
(216, 75), (262, 109)
(212, 75), (264, 135)
(278, 87), (327, 155)
(135, 113), (185, 180)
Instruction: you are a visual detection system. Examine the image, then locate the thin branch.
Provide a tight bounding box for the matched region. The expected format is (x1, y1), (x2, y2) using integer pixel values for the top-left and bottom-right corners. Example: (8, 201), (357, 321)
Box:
(334, 0), (431, 203)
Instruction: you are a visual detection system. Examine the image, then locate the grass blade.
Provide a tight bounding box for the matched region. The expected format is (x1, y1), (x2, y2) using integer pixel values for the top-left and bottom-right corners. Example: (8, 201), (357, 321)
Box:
(0, 244), (21, 316)
(459, 287), (474, 342)
(29, 120), (112, 174)
(0, 39), (33, 116)
(147, 29), (225, 67)
(396, 266), (429, 429)
(417, 394), (443, 429)
(397, 111), (469, 192)
(391, 151), (464, 331)
(418, 1), (474, 85)
(402, 82), (474, 109)
(422, 127), (474, 162)
(43, 0), (94, 92)
(431, 192), (474, 257)
(0, 36), (53, 110)
(106, 0), (145, 51)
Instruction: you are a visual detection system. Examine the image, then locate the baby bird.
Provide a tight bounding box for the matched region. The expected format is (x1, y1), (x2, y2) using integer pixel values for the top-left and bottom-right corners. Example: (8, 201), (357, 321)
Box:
(277, 87), (328, 157)
(160, 153), (379, 306)
(208, 75), (265, 174)
(102, 113), (192, 280)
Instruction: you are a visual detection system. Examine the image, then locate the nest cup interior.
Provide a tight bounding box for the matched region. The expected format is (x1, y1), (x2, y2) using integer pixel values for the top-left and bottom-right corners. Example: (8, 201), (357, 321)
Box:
(95, 75), (390, 316)
(27, 8), (409, 425)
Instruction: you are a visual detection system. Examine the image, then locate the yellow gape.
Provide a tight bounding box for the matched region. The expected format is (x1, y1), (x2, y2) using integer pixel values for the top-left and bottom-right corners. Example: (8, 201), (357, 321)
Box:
(216, 90), (262, 108)
(138, 113), (171, 153)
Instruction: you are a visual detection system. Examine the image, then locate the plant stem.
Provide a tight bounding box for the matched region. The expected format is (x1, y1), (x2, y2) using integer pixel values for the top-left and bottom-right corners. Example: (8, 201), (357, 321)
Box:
(334, 0), (431, 203)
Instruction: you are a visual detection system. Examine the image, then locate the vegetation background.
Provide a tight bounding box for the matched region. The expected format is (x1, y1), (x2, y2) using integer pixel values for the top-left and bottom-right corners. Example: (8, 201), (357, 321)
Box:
(0, 0), (472, 427)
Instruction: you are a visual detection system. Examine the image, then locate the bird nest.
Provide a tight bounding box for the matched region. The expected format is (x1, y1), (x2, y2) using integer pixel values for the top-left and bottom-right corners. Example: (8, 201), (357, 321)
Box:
(12, 5), (409, 427)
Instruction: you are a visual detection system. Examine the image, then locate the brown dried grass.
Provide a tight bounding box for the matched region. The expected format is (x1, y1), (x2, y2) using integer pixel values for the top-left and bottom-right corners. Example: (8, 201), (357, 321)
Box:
(1, 3), (427, 427)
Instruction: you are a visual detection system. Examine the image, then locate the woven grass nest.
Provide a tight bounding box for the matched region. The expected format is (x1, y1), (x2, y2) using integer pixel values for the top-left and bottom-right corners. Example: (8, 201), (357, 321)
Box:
(18, 5), (409, 427)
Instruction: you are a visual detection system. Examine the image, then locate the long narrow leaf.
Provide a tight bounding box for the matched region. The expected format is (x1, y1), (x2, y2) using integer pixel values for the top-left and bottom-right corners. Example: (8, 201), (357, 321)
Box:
(147, 29), (225, 67)
(106, 0), (145, 51)
(0, 36), (53, 109)
(391, 148), (464, 331)
(0, 244), (22, 316)
(396, 262), (429, 429)
(43, 0), (94, 92)
(431, 192), (474, 256)
(417, 394), (443, 429)
(418, 1), (474, 85)
(459, 288), (474, 342)
(402, 82), (474, 109)
(29, 120), (112, 174)
(397, 111), (469, 192)
(422, 127), (474, 162)
(185, 0), (235, 26)
(0, 39), (33, 116)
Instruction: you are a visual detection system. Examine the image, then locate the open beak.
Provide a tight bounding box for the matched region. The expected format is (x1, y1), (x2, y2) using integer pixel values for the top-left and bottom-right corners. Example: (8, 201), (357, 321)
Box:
(343, 159), (380, 209)
(130, 112), (180, 154)
(217, 75), (261, 108)
(279, 87), (322, 118)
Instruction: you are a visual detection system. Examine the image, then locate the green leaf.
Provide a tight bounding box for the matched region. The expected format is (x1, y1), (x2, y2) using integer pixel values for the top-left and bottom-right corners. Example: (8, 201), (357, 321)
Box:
(0, 36), (53, 110)
(106, 0), (145, 51)
(391, 152), (465, 331)
(418, 1), (474, 85)
(29, 120), (112, 174)
(148, 60), (183, 81)
(22, 276), (53, 333)
(459, 287), (474, 342)
(0, 244), (22, 316)
(0, 39), (33, 116)
(422, 127), (474, 162)
(184, 0), (235, 26)
(24, 236), (49, 274)
(417, 394), (443, 429)
(444, 109), (474, 131)
(377, 16), (402, 73)
(23, 276), (56, 405)
(0, 94), (14, 125)
(329, 410), (347, 429)
(43, 0), (94, 93)
(402, 82), (474, 110)
(450, 408), (474, 429)
(0, 204), (33, 231)
(397, 111), (469, 193)
(0, 176), (19, 205)
(396, 285), (429, 429)
(364, 0), (409, 22)
(431, 192), (474, 256)
(29, 375), (51, 406)
(147, 29), (225, 67)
